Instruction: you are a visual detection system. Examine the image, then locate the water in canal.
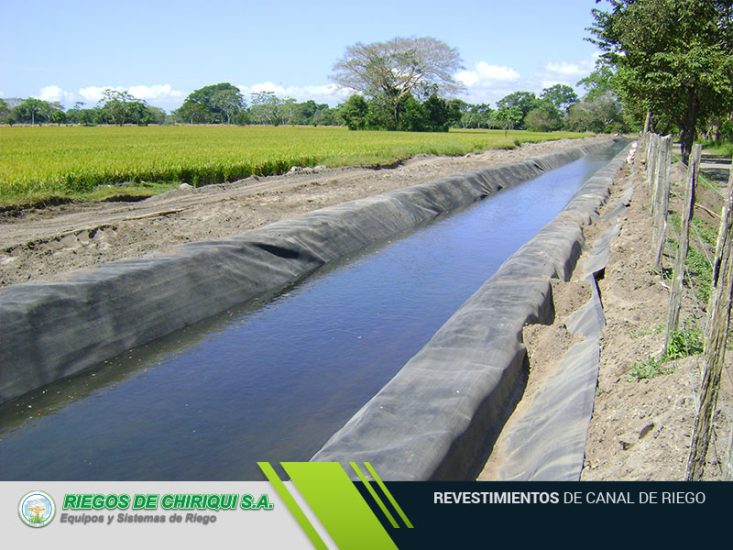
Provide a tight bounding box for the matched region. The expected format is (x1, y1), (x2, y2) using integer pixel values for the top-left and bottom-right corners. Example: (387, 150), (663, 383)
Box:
(0, 143), (625, 479)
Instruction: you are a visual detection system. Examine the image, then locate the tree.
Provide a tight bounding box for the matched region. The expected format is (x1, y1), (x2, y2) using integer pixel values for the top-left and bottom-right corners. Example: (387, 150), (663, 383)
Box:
(339, 95), (370, 130)
(331, 36), (464, 128)
(50, 109), (67, 125)
(13, 98), (51, 125)
(459, 102), (493, 129)
(524, 108), (562, 132)
(577, 65), (616, 101)
(495, 91), (540, 129)
(210, 88), (245, 124)
(66, 102), (102, 126)
(177, 83), (245, 124)
(175, 102), (211, 124)
(142, 106), (166, 125)
(566, 90), (626, 133)
(490, 106), (524, 131)
(590, 0), (733, 163)
(312, 105), (339, 126)
(100, 89), (133, 125)
(278, 98), (300, 125)
(422, 95), (460, 131)
(249, 92), (283, 125)
(297, 100), (319, 124)
(96, 90), (165, 125)
(0, 99), (11, 123)
(398, 96), (429, 131)
(12, 98), (65, 126)
(540, 84), (579, 113)
(98, 89), (146, 125)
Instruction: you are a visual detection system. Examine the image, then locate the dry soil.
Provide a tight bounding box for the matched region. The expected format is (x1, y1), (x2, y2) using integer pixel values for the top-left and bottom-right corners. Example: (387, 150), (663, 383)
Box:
(0, 136), (611, 286)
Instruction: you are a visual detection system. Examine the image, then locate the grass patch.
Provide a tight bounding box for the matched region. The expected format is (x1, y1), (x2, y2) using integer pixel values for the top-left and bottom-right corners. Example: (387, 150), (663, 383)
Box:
(628, 327), (704, 381)
(701, 141), (733, 157)
(686, 246), (713, 303)
(691, 217), (718, 247)
(697, 171), (720, 192)
(0, 125), (592, 206)
(664, 211), (715, 304)
(666, 237), (713, 303)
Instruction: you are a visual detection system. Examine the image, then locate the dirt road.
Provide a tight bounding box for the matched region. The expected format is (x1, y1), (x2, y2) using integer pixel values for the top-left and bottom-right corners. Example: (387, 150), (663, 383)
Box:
(0, 136), (611, 286)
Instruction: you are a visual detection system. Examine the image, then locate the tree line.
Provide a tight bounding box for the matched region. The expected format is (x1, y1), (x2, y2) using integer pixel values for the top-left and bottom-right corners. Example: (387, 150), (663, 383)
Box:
(0, 90), (166, 126)
(453, 75), (625, 133)
(0, 77), (625, 134)
(0, 86), (341, 127)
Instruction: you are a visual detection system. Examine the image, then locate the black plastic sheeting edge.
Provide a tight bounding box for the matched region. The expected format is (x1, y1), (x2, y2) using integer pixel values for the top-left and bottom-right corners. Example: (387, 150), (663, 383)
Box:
(490, 164), (634, 481)
(311, 142), (632, 480)
(0, 138), (617, 406)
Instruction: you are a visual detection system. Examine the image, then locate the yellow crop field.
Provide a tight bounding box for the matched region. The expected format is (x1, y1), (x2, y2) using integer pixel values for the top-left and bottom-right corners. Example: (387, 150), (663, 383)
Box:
(0, 125), (589, 205)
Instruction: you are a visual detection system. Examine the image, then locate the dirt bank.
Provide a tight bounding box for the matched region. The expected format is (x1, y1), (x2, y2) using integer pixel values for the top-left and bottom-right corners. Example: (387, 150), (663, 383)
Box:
(580, 155), (732, 480)
(0, 136), (611, 287)
(480, 147), (732, 480)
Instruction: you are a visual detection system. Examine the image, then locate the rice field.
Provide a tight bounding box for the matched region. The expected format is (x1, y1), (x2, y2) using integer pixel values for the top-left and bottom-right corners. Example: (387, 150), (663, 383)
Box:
(0, 125), (590, 205)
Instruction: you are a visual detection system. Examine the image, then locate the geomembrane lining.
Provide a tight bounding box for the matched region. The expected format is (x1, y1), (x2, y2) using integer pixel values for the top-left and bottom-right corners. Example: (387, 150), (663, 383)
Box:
(312, 143), (631, 480)
(0, 140), (618, 413)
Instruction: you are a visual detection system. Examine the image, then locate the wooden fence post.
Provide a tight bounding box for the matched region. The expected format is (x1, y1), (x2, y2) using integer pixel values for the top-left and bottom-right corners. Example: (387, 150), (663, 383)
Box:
(653, 136), (672, 268)
(686, 157), (733, 480)
(650, 135), (659, 218)
(652, 136), (669, 216)
(647, 134), (659, 193)
(664, 144), (701, 349)
(643, 110), (652, 135)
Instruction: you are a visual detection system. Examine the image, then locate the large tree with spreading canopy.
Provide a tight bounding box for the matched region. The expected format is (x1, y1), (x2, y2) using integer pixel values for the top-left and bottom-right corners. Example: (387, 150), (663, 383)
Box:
(331, 36), (464, 128)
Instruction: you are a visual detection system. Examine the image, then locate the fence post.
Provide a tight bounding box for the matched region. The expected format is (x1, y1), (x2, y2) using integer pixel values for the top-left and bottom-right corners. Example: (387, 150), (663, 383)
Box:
(653, 136), (673, 268)
(647, 134), (659, 193)
(664, 144), (701, 349)
(643, 110), (652, 135)
(686, 156), (733, 480)
(650, 135), (659, 218)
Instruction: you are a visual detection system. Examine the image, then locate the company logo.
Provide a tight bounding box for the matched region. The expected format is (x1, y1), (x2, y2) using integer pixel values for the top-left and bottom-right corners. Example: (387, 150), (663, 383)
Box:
(19, 491), (55, 528)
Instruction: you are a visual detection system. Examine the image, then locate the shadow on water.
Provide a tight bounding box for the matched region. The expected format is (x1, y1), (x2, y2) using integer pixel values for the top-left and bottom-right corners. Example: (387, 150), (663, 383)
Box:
(0, 142), (626, 480)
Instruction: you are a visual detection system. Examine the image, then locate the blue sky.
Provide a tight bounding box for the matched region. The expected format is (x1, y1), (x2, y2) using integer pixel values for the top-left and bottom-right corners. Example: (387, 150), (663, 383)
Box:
(0, 0), (603, 111)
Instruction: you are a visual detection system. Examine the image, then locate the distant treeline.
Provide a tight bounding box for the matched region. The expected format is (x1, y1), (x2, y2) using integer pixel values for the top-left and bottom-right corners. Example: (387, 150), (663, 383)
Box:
(0, 72), (629, 133)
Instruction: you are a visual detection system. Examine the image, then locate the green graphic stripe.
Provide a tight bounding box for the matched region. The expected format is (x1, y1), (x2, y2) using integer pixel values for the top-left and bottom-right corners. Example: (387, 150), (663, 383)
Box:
(364, 462), (413, 529)
(257, 462), (329, 550)
(283, 462), (397, 550)
(349, 462), (399, 529)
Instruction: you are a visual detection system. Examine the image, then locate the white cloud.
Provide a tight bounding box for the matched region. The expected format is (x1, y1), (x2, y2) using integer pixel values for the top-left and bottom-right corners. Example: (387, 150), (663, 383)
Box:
(537, 55), (598, 88)
(453, 61), (521, 104)
(544, 61), (588, 77)
(78, 86), (116, 103)
(37, 85), (76, 103)
(237, 82), (350, 105)
(455, 62), (521, 88)
(78, 84), (184, 104)
(128, 84), (184, 101)
(30, 84), (185, 107)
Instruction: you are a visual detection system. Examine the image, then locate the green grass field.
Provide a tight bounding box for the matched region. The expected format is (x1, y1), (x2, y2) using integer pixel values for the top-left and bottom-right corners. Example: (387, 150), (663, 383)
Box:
(0, 125), (590, 206)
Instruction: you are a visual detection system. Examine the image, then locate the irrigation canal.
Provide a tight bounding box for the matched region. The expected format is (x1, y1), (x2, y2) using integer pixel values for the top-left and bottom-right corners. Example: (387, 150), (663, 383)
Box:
(0, 142), (626, 480)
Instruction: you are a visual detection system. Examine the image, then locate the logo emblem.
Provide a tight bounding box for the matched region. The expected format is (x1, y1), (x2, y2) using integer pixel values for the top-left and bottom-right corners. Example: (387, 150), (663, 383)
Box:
(19, 491), (55, 528)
